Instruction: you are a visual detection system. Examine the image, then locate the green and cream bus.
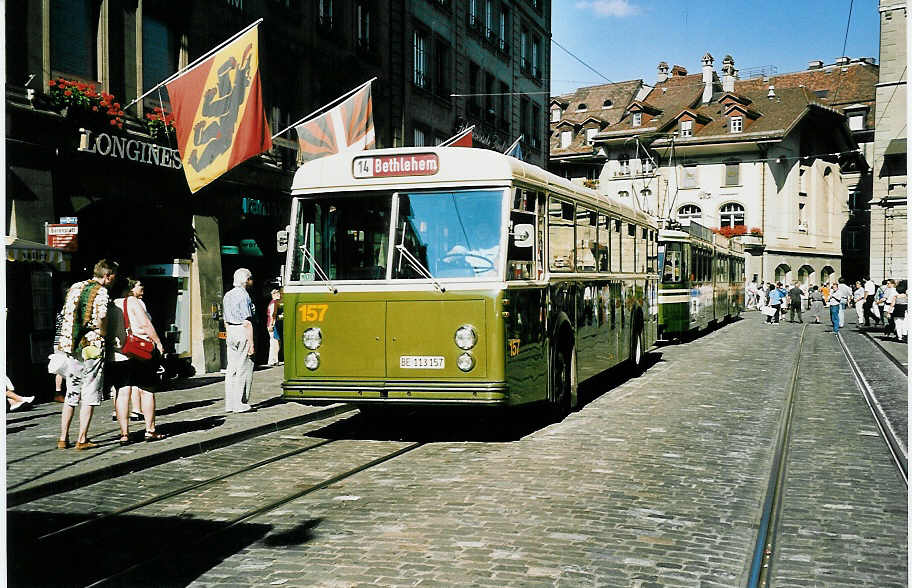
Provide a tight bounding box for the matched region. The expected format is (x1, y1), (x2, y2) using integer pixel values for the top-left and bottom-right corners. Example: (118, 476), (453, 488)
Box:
(281, 147), (658, 416)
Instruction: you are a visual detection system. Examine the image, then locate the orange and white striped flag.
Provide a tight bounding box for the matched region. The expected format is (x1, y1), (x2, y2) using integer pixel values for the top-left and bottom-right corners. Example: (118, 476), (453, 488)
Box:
(166, 25), (272, 193)
(295, 83), (374, 164)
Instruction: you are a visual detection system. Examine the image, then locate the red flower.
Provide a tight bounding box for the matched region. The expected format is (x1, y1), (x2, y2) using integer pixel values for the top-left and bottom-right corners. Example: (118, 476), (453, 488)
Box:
(48, 80), (56, 87)
(92, 106), (99, 112)
(113, 102), (120, 109)
(64, 90), (72, 96)
(110, 119), (117, 126)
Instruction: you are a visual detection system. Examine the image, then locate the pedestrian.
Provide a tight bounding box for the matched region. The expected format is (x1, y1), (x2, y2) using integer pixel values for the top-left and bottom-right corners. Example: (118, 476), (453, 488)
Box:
(6, 376), (35, 412)
(891, 280), (907, 342)
(767, 282), (784, 324)
(809, 286), (824, 324)
(266, 288), (282, 366)
(56, 259), (117, 450)
(828, 282), (842, 334)
(224, 268), (256, 413)
(108, 279), (167, 444)
(863, 277), (877, 326)
(787, 282), (804, 323)
(852, 281), (866, 328)
(882, 279), (898, 336)
(836, 278), (853, 328)
(52, 308), (67, 403)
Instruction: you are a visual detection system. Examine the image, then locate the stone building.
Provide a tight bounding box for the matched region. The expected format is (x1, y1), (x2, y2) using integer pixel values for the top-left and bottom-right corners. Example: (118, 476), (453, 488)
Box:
(4, 0), (551, 392)
(870, 0), (907, 282)
(549, 53), (874, 286)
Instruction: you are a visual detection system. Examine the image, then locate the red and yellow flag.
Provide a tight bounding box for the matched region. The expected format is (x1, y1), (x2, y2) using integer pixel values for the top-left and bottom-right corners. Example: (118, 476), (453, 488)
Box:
(166, 26), (272, 193)
(295, 83), (374, 164)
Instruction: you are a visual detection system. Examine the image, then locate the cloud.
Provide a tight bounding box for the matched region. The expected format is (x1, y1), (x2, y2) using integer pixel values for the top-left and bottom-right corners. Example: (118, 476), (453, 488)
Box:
(576, 0), (640, 17)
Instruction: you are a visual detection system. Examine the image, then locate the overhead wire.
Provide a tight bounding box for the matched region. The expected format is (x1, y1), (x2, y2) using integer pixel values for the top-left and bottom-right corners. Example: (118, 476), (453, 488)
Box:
(830, 0), (855, 104)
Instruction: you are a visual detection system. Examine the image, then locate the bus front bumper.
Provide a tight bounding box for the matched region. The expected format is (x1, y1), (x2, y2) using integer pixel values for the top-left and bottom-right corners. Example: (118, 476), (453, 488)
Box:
(282, 380), (508, 405)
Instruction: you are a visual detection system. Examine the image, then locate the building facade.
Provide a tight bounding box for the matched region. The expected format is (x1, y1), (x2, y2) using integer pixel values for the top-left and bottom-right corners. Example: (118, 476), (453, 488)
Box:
(871, 0), (907, 283)
(550, 53), (874, 287)
(5, 0), (551, 392)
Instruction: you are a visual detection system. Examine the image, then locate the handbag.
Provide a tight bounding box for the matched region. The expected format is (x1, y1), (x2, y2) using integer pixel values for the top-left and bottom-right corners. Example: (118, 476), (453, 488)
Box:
(121, 299), (155, 361)
(761, 305), (776, 317)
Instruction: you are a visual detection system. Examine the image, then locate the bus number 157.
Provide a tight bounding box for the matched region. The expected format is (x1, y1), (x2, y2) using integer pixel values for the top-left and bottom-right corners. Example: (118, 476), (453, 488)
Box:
(298, 304), (328, 322)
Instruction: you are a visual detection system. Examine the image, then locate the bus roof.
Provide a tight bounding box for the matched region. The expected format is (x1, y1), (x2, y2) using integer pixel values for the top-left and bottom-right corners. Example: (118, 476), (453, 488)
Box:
(291, 146), (654, 225)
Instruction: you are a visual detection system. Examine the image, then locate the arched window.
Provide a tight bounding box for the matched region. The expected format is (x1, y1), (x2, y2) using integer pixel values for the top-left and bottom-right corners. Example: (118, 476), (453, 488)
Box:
(775, 264), (791, 284)
(678, 204), (702, 221)
(618, 190), (629, 198)
(640, 188), (652, 201)
(602, 99), (613, 108)
(720, 202), (745, 227)
(797, 265), (815, 286)
(577, 103), (587, 111)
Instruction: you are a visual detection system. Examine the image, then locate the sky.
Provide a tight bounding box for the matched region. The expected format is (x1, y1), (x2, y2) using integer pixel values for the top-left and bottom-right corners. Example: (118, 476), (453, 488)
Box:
(550, 0), (881, 96)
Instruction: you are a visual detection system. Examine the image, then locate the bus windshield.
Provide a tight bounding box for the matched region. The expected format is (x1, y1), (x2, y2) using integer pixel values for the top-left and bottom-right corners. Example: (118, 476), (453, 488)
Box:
(393, 190), (505, 280)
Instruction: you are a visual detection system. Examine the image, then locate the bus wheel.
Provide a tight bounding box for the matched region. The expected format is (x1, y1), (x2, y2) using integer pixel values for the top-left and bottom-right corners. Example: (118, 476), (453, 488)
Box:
(629, 324), (644, 375)
(550, 346), (571, 420)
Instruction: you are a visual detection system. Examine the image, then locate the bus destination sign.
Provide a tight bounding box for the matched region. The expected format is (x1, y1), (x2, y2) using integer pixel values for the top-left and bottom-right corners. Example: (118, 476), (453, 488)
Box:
(353, 153), (439, 179)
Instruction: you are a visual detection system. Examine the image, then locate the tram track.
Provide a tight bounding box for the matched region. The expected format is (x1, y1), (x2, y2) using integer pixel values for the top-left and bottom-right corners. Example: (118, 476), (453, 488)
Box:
(859, 329), (908, 376)
(836, 332), (908, 485)
(81, 441), (425, 588)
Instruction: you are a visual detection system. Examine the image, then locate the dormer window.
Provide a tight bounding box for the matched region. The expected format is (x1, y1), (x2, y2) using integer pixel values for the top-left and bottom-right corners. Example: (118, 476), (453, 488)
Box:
(602, 99), (613, 108)
(632, 112), (642, 127)
(730, 116), (743, 133)
(551, 106), (561, 122)
(848, 113), (865, 131)
(577, 103), (587, 111)
(560, 130), (572, 148)
(585, 128), (597, 144)
(680, 119), (693, 137)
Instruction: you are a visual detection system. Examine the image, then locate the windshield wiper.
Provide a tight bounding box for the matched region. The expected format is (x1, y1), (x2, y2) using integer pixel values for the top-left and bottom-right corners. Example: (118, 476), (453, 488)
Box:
(395, 244), (446, 293)
(298, 245), (338, 294)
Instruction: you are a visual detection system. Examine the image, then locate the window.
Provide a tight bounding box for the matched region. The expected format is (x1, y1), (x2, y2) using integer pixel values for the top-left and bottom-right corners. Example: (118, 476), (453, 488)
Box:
(485, 73), (495, 120)
(468, 0), (477, 26)
(577, 103), (587, 111)
(597, 214), (610, 271)
(610, 218), (621, 271)
(730, 116), (742, 133)
(413, 30), (427, 88)
(640, 157), (653, 174)
(575, 207), (597, 271)
(560, 130), (572, 149)
(798, 202), (807, 231)
(849, 114), (865, 131)
(142, 15), (178, 94)
(485, 0), (494, 36)
(618, 190), (629, 198)
(632, 112), (642, 127)
(500, 82), (509, 127)
(531, 36), (541, 78)
(680, 119), (693, 137)
(551, 106), (561, 122)
(413, 126), (426, 147)
(586, 128), (597, 144)
(637, 225), (647, 273)
(531, 104), (541, 149)
(677, 204), (702, 221)
(602, 99), (613, 108)
(520, 96), (530, 139)
(356, 2), (371, 49)
(618, 153), (630, 175)
(499, 8), (508, 51)
(548, 199), (575, 272)
(681, 164), (698, 188)
(720, 202), (745, 227)
(51, 0), (96, 80)
(621, 223), (636, 272)
(434, 40), (450, 96)
(468, 61), (480, 113)
(639, 189), (652, 204)
(724, 161), (740, 186)
(520, 27), (529, 71)
(319, 0), (333, 28)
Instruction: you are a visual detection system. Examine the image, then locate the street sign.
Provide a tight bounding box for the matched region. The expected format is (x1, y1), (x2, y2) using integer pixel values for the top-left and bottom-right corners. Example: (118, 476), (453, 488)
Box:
(47, 224), (78, 251)
(59, 216), (78, 224)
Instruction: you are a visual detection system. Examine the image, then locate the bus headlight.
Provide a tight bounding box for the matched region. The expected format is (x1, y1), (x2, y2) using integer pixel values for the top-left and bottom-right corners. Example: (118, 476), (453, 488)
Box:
(304, 352), (320, 370)
(302, 327), (322, 350)
(456, 352), (475, 372)
(454, 325), (477, 350)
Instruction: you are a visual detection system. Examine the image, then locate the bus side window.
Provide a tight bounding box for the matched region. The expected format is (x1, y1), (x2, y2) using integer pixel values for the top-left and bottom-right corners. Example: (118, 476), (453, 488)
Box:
(611, 218), (621, 272)
(509, 190), (537, 280)
(548, 197), (575, 272)
(597, 213), (610, 272)
(647, 230), (657, 273)
(622, 222), (636, 273)
(575, 206), (596, 271)
(637, 226), (648, 273)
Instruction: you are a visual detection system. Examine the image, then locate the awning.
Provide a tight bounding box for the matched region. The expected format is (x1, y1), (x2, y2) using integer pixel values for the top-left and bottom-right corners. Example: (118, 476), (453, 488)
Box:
(5, 237), (71, 271)
(884, 138), (906, 156)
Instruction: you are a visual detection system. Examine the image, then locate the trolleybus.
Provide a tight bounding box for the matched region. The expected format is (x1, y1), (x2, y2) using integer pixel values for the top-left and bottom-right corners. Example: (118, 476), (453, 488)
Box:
(280, 147), (658, 416)
(657, 221), (745, 340)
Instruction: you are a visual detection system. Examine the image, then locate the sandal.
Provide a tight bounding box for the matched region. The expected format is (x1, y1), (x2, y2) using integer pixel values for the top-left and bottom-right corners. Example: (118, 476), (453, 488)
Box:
(144, 431), (167, 442)
(57, 439), (71, 449)
(119, 434), (131, 446)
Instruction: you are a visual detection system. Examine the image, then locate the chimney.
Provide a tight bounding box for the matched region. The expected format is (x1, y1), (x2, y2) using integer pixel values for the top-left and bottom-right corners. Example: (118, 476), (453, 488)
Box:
(767, 85), (776, 99)
(808, 60), (823, 70)
(657, 61), (669, 83)
(835, 56), (850, 65)
(721, 55), (737, 93)
(701, 52), (714, 103)
(670, 65), (687, 77)
(860, 57), (876, 65)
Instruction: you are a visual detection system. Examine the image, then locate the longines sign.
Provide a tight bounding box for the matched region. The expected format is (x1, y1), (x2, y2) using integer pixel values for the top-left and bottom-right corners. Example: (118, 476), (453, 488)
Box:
(77, 129), (183, 170)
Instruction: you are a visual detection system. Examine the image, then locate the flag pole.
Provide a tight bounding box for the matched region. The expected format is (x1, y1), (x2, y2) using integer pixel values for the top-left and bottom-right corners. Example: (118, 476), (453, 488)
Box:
(272, 77), (377, 140)
(439, 125), (474, 147)
(125, 18), (264, 110)
(504, 134), (523, 154)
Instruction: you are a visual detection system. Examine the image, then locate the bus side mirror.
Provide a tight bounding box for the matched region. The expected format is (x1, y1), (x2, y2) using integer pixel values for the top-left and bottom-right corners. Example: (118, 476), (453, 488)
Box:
(277, 229), (289, 253)
(511, 223), (534, 248)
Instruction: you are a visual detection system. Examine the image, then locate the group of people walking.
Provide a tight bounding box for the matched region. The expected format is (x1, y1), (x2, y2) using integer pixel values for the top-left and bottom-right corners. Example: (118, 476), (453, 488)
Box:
(53, 259), (166, 449)
(747, 277), (907, 339)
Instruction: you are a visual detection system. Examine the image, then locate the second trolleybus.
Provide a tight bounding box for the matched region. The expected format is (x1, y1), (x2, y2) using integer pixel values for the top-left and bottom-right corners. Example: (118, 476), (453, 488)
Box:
(280, 146), (658, 416)
(657, 221), (745, 340)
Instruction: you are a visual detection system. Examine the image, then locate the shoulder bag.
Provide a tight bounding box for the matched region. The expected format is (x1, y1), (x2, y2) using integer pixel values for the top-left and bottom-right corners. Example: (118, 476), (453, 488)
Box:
(121, 299), (155, 361)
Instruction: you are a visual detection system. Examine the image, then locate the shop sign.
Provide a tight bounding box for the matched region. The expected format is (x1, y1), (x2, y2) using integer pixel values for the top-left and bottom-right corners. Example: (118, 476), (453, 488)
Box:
(77, 129), (183, 170)
(241, 197), (281, 218)
(353, 153), (439, 178)
(47, 224), (78, 251)
(60, 216), (78, 224)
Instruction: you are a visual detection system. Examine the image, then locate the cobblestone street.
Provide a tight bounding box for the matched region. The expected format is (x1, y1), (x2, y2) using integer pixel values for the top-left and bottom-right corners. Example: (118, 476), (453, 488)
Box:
(6, 311), (907, 587)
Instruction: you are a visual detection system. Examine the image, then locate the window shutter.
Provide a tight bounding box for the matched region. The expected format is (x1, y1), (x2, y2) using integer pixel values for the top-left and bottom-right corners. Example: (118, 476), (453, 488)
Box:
(725, 163), (739, 186)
